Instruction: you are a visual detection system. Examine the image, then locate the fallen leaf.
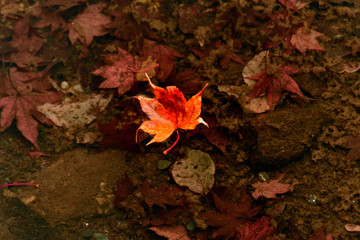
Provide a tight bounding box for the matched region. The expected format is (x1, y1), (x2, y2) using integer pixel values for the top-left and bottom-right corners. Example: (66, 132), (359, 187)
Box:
(136, 56), (158, 82)
(92, 48), (157, 96)
(213, 41), (245, 68)
(45, 0), (84, 11)
(170, 149), (215, 194)
(92, 48), (139, 95)
(201, 116), (228, 154)
(178, 2), (203, 34)
(33, 8), (65, 32)
(252, 172), (292, 199)
(114, 173), (134, 209)
(248, 64), (304, 109)
(0, 67), (62, 149)
(240, 51), (271, 113)
(167, 68), (206, 95)
(105, 2), (142, 41)
(136, 74), (208, 154)
(36, 93), (112, 128)
(290, 27), (325, 55)
(345, 223), (360, 232)
(339, 61), (360, 73)
(141, 39), (184, 82)
(198, 189), (261, 239)
(344, 135), (360, 161)
(278, 0), (310, 13)
(9, 16), (46, 68)
(309, 226), (334, 240)
(28, 151), (51, 158)
(261, 11), (295, 51)
(68, 3), (111, 46)
(140, 182), (186, 211)
(237, 216), (276, 240)
(149, 225), (190, 240)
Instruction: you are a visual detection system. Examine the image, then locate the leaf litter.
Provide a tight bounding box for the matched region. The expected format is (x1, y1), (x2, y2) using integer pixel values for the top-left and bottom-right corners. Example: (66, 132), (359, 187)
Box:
(0, 0), (356, 239)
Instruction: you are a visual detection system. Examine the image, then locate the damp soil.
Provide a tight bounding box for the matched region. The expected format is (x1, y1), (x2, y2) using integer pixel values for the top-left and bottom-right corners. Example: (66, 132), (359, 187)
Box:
(1, 0), (360, 240)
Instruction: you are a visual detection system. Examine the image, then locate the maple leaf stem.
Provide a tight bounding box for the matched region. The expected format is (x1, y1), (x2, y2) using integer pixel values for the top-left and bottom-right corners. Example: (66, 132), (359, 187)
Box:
(163, 130), (180, 155)
(0, 183), (39, 188)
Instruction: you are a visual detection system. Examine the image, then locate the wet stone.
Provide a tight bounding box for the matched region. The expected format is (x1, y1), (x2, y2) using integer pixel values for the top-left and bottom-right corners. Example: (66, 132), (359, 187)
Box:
(157, 160), (172, 170)
(186, 221), (197, 232)
(93, 233), (109, 240)
(246, 104), (330, 170)
(81, 228), (93, 238)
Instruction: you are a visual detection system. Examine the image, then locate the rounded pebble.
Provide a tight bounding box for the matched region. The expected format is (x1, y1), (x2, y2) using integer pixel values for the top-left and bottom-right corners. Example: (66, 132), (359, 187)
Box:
(93, 233), (109, 240)
(60, 81), (69, 90)
(307, 194), (318, 205)
(80, 228), (93, 238)
(72, 83), (84, 93)
(186, 221), (197, 232)
(157, 160), (172, 170)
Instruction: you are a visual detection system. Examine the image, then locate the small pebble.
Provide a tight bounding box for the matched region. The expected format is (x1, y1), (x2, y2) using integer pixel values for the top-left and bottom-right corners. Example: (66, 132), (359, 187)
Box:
(72, 83), (84, 93)
(258, 172), (270, 182)
(157, 160), (172, 170)
(186, 221), (197, 232)
(80, 228), (93, 238)
(93, 233), (109, 240)
(60, 81), (69, 90)
(307, 194), (318, 205)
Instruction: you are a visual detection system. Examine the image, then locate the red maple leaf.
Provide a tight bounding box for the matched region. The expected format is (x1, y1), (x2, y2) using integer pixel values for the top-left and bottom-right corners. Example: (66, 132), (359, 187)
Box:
(251, 172), (292, 199)
(237, 216), (276, 240)
(8, 16), (46, 68)
(33, 8), (66, 32)
(140, 182), (186, 211)
(105, 3), (142, 41)
(68, 3), (111, 46)
(248, 65), (304, 108)
(92, 48), (158, 96)
(198, 189), (261, 239)
(141, 39), (184, 82)
(0, 68), (63, 149)
(45, 0), (84, 11)
(278, 0), (310, 14)
(261, 11), (295, 50)
(136, 74), (208, 154)
(149, 225), (190, 240)
(92, 48), (141, 96)
(290, 27), (325, 55)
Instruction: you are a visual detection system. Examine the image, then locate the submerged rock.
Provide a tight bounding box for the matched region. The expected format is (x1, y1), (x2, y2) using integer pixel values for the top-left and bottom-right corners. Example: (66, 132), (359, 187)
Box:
(246, 103), (330, 170)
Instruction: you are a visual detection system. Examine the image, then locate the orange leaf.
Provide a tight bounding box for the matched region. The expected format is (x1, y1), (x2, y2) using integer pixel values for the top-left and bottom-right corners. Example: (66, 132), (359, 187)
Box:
(136, 73), (208, 154)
